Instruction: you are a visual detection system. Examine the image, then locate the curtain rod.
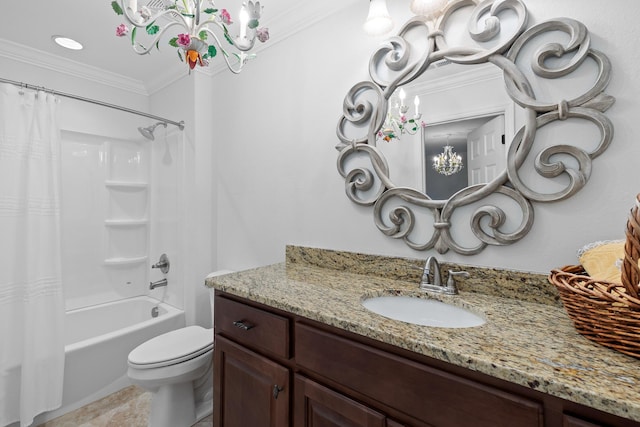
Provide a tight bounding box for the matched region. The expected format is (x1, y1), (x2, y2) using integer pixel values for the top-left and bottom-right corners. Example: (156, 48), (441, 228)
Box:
(0, 77), (184, 130)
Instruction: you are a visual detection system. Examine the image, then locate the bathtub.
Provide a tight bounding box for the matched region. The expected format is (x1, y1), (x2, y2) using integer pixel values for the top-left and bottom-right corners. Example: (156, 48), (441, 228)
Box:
(34, 296), (185, 424)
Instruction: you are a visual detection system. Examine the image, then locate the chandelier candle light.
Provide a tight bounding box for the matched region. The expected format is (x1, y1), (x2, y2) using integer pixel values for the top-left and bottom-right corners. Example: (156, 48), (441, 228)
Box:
(378, 88), (426, 142)
(111, 0), (269, 74)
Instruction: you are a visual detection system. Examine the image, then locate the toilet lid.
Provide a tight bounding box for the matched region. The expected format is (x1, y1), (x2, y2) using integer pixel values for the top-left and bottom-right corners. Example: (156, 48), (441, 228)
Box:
(128, 325), (213, 368)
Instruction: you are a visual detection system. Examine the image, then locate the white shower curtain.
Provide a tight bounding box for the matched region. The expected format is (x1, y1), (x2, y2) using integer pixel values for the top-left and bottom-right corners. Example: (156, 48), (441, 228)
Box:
(0, 83), (65, 426)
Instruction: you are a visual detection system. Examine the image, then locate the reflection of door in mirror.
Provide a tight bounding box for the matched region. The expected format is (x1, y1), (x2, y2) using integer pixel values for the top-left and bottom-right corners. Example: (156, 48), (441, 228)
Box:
(422, 114), (504, 200)
(468, 115), (505, 186)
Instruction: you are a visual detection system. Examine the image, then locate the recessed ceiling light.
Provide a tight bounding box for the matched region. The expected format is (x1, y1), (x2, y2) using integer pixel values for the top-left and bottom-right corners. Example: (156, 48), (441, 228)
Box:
(52, 35), (83, 50)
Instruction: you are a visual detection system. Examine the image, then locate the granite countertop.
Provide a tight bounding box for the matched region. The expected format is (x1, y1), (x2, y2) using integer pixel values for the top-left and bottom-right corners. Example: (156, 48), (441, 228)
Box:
(206, 246), (640, 422)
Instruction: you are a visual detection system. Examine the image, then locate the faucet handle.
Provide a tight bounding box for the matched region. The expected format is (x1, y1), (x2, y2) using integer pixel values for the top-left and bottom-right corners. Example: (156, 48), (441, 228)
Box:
(445, 270), (469, 294)
(152, 253), (170, 274)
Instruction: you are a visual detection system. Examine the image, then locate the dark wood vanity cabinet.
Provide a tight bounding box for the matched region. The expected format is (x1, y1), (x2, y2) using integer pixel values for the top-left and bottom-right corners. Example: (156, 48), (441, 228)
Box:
(214, 291), (640, 427)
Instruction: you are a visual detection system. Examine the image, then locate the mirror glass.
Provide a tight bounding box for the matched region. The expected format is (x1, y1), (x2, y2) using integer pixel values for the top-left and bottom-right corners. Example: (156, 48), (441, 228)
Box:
(336, 0), (614, 255)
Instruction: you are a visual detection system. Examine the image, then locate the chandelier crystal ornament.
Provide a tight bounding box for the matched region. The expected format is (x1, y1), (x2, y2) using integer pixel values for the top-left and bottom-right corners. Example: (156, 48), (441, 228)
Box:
(111, 0), (269, 74)
(378, 88), (426, 142)
(433, 144), (463, 176)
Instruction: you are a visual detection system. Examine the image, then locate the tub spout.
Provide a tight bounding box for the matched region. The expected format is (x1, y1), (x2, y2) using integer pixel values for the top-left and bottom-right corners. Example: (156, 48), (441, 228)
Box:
(150, 278), (168, 290)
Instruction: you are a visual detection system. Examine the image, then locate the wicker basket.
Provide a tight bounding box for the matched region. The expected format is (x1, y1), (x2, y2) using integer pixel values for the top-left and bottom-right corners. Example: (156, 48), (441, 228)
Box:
(549, 193), (640, 358)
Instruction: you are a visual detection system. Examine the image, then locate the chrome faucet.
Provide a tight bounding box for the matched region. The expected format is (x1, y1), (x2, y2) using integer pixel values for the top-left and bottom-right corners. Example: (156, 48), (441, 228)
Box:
(150, 278), (168, 290)
(420, 256), (443, 291)
(419, 256), (468, 295)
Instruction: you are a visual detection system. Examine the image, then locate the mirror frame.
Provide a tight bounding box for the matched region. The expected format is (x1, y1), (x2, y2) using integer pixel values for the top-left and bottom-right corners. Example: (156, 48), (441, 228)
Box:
(335, 0), (614, 255)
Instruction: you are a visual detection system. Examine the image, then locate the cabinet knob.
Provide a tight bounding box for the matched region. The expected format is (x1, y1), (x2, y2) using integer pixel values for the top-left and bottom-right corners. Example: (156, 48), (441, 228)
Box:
(233, 320), (254, 331)
(273, 384), (284, 399)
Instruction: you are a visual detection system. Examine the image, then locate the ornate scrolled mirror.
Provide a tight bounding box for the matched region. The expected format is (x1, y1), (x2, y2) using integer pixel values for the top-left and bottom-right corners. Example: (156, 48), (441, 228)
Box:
(335, 0), (614, 255)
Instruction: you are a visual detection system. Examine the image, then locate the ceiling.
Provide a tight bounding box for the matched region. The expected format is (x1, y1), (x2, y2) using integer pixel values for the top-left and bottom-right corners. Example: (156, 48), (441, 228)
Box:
(0, 0), (361, 94)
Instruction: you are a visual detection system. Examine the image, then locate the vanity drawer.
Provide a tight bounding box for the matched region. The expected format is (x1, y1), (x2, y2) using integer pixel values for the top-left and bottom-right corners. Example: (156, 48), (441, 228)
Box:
(295, 323), (543, 427)
(214, 296), (290, 359)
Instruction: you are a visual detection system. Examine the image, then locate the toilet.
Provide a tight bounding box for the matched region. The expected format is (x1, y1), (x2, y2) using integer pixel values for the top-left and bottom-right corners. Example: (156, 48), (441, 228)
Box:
(127, 270), (232, 426)
(127, 325), (213, 427)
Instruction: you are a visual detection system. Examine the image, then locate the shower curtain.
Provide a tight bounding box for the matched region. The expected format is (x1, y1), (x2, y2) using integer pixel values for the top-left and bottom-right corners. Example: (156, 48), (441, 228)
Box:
(0, 83), (65, 426)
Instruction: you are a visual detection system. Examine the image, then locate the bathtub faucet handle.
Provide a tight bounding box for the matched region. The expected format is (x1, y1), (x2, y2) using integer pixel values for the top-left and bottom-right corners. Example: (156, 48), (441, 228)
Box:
(150, 278), (168, 290)
(151, 253), (170, 274)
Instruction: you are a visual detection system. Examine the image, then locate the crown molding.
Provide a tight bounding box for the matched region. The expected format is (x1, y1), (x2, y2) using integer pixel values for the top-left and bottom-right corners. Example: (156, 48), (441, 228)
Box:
(0, 38), (149, 96)
(410, 62), (501, 95)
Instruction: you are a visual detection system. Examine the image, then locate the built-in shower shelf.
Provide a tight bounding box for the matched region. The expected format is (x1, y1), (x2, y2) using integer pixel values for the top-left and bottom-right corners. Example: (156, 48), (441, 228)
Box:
(105, 181), (148, 190)
(104, 219), (148, 227)
(104, 256), (148, 266)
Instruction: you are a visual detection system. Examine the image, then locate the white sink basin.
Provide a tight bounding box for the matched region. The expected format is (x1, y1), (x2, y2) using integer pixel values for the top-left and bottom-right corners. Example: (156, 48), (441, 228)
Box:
(362, 296), (485, 328)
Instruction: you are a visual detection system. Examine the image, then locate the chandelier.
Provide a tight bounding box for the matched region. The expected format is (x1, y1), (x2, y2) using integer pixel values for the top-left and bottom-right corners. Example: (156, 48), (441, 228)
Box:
(433, 144), (464, 176)
(111, 0), (269, 74)
(378, 88), (426, 142)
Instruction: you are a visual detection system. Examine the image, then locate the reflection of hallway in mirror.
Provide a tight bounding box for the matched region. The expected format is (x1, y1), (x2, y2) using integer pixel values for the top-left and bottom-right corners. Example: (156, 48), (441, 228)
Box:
(424, 134), (467, 200)
(423, 114), (504, 200)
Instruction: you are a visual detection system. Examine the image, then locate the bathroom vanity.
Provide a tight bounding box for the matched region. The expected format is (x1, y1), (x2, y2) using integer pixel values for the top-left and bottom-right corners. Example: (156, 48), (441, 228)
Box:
(207, 247), (640, 427)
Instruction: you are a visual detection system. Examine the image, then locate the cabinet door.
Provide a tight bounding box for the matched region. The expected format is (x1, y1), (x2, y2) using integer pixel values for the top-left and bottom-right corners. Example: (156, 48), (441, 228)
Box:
(294, 375), (386, 427)
(563, 414), (604, 427)
(215, 336), (289, 427)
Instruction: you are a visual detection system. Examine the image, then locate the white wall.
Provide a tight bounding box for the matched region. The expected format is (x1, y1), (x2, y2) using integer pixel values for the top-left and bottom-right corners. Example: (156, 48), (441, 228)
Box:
(212, 0), (640, 274)
(149, 73), (217, 327)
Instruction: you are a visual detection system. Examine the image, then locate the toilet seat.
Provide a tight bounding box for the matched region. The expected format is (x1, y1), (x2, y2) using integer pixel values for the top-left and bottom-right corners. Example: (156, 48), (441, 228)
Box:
(129, 325), (213, 369)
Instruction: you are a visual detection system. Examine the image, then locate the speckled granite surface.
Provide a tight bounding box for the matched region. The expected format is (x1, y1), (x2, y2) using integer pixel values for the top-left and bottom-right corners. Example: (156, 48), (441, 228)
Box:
(206, 246), (640, 422)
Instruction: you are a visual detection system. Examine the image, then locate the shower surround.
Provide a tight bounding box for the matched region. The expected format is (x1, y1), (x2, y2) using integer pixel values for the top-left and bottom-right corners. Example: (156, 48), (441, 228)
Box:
(60, 128), (184, 310)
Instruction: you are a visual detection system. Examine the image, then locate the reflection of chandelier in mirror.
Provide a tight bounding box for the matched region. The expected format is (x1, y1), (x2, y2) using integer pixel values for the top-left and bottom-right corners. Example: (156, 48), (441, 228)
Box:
(378, 88), (426, 142)
(111, 0), (269, 74)
(364, 0), (448, 36)
(433, 143), (464, 176)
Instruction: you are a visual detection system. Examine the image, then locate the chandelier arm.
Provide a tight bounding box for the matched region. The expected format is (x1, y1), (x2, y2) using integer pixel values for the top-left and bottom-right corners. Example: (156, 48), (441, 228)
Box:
(129, 21), (188, 55)
(201, 28), (248, 74)
(194, 18), (220, 33)
(196, 20), (257, 53)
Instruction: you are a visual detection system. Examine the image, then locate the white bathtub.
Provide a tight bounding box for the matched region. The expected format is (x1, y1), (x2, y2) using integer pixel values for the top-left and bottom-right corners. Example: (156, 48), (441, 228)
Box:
(34, 296), (185, 424)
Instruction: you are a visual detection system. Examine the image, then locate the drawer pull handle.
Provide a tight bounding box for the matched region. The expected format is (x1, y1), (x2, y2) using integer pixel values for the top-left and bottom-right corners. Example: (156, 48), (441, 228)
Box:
(233, 320), (254, 331)
(273, 385), (284, 399)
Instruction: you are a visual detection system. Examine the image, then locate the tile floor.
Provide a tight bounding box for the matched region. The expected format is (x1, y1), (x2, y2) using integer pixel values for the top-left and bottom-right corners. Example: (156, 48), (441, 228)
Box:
(37, 386), (213, 427)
